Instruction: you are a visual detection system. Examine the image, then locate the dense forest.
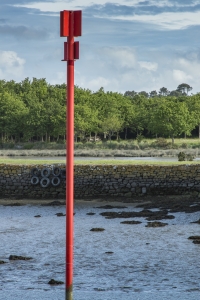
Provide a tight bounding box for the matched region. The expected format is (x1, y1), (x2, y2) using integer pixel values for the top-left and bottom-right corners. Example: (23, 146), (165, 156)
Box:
(0, 78), (199, 144)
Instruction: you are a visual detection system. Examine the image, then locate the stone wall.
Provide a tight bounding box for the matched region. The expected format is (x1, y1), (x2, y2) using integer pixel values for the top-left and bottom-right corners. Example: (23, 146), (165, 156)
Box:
(0, 163), (200, 199)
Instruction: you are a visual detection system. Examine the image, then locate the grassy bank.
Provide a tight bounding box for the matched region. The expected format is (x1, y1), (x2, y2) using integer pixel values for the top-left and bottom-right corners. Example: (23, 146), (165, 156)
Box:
(0, 148), (200, 158)
(1, 138), (200, 151)
(0, 157), (200, 165)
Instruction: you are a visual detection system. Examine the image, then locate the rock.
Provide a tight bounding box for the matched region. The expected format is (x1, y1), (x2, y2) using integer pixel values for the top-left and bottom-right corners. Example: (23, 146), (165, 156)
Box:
(188, 235), (200, 240)
(193, 240), (200, 244)
(86, 212), (96, 215)
(105, 251), (113, 254)
(9, 255), (32, 260)
(146, 215), (175, 221)
(48, 279), (64, 285)
(0, 260), (6, 264)
(34, 215), (41, 218)
(100, 208), (171, 220)
(188, 236), (200, 244)
(55, 212), (66, 217)
(145, 222), (168, 228)
(95, 205), (127, 209)
(120, 220), (142, 225)
(90, 228), (105, 232)
(191, 219), (200, 224)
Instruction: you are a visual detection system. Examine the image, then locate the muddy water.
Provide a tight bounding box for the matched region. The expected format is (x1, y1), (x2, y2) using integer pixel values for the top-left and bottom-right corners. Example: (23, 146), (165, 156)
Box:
(0, 201), (200, 299)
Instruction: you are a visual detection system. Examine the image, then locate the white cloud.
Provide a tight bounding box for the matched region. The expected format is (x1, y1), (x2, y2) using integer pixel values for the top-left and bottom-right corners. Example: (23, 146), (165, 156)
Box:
(139, 61), (158, 71)
(87, 76), (110, 90)
(101, 47), (137, 69)
(13, 0), (141, 12)
(13, 0), (199, 12)
(13, 1), (200, 32)
(173, 69), (193, 83)
(107, 11), (200, 30)
(0, 51), (25, 78)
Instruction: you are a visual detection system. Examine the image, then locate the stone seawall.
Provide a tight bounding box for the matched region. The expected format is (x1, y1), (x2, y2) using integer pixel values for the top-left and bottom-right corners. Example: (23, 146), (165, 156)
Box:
(0, 164), (200, 199)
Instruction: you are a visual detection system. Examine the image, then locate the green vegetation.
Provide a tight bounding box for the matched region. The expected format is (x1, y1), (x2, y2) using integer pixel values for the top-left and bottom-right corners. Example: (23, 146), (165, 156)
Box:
(0, 78), (199, 147)
(0, 157), (200, 165)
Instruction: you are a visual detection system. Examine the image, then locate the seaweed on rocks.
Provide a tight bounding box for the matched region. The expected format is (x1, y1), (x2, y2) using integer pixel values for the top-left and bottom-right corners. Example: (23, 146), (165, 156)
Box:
(100, 208), (172, 220)
(90, 228), (105, 232)
(9, 255), (32, 260)
(48, 279), (64, 285)
(145, 221), (168, 228)
(120, 220), (142, 225)
(95, 205), (127, 209)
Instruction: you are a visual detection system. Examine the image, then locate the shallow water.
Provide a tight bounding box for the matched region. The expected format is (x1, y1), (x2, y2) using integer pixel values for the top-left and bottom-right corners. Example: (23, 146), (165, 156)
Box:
(0, 201), (200, 299)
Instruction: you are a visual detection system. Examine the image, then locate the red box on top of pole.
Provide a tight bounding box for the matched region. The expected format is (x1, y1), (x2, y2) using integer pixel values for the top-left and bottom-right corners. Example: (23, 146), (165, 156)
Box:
(73, 11), (82, 37)
(60, 10), (69, 37)
(60, 10), (82, 37)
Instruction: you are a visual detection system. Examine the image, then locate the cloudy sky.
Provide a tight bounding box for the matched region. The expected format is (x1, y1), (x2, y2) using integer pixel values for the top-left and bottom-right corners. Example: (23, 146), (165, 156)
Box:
(1, 0), (200, 94)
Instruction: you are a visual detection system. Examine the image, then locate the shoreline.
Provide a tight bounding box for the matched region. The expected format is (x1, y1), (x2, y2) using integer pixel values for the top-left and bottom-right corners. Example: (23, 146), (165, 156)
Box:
(0, 195), (192, 206)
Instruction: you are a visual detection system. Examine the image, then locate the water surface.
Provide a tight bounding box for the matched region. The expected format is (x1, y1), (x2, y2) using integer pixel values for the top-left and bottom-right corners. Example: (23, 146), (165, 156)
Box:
(0, 201), (200, 299)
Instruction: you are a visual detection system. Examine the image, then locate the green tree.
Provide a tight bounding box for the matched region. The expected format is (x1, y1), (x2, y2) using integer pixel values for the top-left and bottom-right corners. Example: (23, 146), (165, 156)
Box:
(138, 91), (149, 98)
(159, 87), (169, 96)
(0, 91), (28, 142)
(149, 90), (157, 98)
(176, 83), (192, 95)
(185, 94), (200, 138)
(124, 90), (137, 99)
(147, 97), (193, 143)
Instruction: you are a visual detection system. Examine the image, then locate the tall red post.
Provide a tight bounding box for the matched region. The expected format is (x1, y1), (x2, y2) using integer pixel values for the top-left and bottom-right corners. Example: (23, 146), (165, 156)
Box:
(60, 10), (82, 300)
(66, 11), (74, 300)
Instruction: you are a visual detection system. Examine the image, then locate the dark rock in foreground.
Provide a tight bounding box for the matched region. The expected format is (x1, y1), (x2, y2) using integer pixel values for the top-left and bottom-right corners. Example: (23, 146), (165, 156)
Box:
(95, 205), (127, 209)
(90, 228), (105, 232)
(120, 220), (142, 225)
(188, 235), (200, 240)
(86, 212), (96, 215)
(0, 260), (6, 264)
(55, 212), (66, 217)
(105, 251), (113, 254)
(191, 219), (200, 224)
(9, 255), (32, 261)
(193, 240), (200, 244)
(100, 209), (171, 220)
(146, 215), (175, 221)
(188, 236), (200, 244)
(145, 222), (168, 228)
(34, 215), (41, 218)
(48, 279), (64, 285)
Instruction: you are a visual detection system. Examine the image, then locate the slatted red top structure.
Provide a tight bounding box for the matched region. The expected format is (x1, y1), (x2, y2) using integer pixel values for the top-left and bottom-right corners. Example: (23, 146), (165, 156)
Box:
(60, 10), (82, 37)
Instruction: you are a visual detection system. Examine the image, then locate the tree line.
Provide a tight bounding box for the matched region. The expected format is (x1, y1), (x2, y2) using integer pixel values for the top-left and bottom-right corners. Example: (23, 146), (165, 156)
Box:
(0, 78), (199, 144)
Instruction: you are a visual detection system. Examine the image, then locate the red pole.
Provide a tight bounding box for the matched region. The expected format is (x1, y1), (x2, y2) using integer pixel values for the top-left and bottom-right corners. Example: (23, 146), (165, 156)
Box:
(66, 11), (74, 300)
(60, 9), (81, 299)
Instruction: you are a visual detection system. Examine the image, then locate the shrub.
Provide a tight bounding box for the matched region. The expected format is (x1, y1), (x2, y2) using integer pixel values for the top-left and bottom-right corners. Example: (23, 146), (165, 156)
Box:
(178, 151), (194, 161)
(152, 138), (169, 148)
(136, 134), (144, 143)
(181, 143), (188, 149)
